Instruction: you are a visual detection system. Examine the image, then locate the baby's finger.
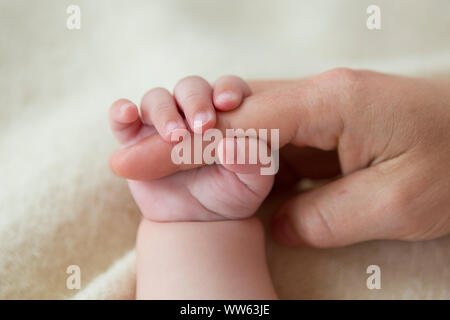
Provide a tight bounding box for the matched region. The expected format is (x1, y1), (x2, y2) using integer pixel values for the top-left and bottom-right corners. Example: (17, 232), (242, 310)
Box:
(213, 75), (252, 111)
(217, 137), (276, 197)
(141, 88), (187, 142)
(109, 99), (142, 144)
(174, 76), (216, 134)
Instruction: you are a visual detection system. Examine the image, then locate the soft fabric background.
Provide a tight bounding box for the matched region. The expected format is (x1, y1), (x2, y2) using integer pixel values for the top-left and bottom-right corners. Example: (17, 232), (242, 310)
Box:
(0, 0), (449, 299)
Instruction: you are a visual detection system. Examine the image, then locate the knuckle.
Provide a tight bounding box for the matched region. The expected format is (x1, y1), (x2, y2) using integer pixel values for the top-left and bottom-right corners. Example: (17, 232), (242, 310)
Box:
(317, 67), (363, 92)
(146, 87), (168, 95)
(182, 75), (204, 82)
(153, 102), (173, 113)
(320, 67), (360, 85)
(175, 75), (205, 88)
(182, 89), (203, 103)
(334, 67), (358, 79)
(142, 87), (169, 101)
(314, 67), (367, 116)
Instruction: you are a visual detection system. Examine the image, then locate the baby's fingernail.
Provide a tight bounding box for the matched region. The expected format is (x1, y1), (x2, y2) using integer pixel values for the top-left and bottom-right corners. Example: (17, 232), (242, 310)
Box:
(166, 121), (185, 139)
(170, 128), (189, 142)
(120, 103), (134, 116)
(216, 91), (239, 105)
(165, 121), (179, 132)
(192, 112), (213, 133)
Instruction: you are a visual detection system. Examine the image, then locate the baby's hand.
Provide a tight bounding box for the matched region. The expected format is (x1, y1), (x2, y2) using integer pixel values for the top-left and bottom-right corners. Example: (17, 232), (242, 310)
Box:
(109, 76), (274, 221)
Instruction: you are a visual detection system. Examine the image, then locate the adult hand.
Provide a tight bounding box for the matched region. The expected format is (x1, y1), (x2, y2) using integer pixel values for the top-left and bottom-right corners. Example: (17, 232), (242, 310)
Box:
(110, 69), (450, 247)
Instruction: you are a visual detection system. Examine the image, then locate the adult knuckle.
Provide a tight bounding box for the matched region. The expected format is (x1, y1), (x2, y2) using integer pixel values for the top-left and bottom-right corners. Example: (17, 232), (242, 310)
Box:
(325, 68), (365, 96)
(325, 67), (360, 83)
(313, 68), (367, 117)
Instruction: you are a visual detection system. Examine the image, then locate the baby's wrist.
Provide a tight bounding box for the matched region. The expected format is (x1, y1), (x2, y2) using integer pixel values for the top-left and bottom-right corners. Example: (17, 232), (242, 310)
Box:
(138, 206), (258, 223)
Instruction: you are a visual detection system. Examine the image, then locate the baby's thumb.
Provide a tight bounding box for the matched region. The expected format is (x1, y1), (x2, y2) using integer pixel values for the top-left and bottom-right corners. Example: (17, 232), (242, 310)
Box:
(271, 167), (399, 248)
(217, 137), (275, 198)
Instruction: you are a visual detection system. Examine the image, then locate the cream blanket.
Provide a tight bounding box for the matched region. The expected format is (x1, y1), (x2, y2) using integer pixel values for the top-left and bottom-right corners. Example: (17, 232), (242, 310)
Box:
(0, 0), (449, 299)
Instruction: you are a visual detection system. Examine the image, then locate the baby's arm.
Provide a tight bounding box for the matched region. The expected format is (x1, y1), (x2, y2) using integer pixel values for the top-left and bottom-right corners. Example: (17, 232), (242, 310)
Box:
(136, 217), (277, 300)
(109, 75), (277, 299)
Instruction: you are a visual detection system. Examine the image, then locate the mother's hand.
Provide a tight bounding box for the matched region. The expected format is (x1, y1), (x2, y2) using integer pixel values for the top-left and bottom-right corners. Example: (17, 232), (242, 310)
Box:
(110, 69), (450, 248)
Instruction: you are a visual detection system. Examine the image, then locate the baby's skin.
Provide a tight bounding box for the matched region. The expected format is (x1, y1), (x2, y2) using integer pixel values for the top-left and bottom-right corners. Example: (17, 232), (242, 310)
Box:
(109, 76), (273, 221)
(109, 76), (278, 299)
